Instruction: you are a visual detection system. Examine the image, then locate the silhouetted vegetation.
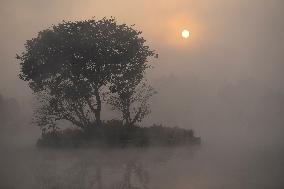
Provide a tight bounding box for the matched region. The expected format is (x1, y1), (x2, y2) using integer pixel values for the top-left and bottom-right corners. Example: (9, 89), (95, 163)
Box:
(37, 120), (201, 148)
(17, 17), (157, 132)
(0, 93), (20, 127)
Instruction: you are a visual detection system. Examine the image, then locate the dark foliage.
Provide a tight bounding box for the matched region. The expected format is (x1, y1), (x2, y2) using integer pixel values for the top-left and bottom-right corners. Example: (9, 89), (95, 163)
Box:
(17, 17), (156, 131)
(37, 120), (201, 148)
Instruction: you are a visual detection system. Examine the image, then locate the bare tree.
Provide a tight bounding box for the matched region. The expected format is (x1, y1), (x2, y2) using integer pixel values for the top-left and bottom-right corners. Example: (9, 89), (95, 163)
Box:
(109, 79), (156, 126)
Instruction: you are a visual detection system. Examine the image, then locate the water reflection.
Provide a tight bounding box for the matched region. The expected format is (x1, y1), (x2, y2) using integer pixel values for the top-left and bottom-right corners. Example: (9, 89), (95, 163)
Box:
(32, 147), (196, 189)
(1, 144), (284, 189)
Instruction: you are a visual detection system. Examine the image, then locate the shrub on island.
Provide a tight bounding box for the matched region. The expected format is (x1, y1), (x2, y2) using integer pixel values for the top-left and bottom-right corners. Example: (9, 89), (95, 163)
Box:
(37, 120), (201, 148)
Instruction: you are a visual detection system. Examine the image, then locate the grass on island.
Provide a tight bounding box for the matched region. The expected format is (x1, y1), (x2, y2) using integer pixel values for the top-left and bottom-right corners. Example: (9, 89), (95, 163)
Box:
(37, 120), (201, 148)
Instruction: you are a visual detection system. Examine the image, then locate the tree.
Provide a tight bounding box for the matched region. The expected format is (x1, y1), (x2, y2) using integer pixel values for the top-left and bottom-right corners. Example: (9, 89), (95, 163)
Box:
(107, 34), (157, 126)
(17, 17), (155, 131)
(108, 78), (156, 126)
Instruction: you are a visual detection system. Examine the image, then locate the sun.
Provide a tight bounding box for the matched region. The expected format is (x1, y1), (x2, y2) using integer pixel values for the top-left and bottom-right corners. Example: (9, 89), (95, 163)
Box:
(181, 29), (190, 39)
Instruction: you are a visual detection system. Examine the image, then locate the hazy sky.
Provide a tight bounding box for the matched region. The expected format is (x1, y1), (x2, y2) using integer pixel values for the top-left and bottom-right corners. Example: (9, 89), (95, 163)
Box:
(1, 0), (284, 95)
(1, 0), (284, 140)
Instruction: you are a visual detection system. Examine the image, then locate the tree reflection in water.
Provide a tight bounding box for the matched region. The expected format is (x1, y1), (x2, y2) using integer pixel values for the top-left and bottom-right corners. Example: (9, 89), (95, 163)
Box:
(34, 151), (151, 189)
(113, 161), (149, 189)
(33, 147), (195, 189)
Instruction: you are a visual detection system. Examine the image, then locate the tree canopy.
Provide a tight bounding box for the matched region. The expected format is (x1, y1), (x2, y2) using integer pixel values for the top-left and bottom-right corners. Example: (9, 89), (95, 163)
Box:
(17, 17), (156, 131)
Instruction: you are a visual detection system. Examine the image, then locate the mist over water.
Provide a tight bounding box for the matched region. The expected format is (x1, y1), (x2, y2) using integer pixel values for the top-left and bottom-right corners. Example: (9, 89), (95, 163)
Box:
(1, 134), (284, 189)
(1, 0), (284, 188)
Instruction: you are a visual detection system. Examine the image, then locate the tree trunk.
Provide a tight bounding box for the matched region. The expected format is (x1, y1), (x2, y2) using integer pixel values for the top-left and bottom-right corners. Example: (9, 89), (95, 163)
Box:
(124, 100), (132, 126)
(95, 92), (102, 126)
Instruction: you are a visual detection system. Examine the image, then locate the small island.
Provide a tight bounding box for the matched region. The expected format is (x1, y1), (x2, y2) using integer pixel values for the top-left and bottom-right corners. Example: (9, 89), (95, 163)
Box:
(37, 121), (200, 148)
(17, 18), (200, 148)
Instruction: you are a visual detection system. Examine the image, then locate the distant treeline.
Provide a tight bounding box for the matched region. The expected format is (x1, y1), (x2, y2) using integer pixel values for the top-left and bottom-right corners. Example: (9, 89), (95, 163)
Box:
(0, 94), (20, 126)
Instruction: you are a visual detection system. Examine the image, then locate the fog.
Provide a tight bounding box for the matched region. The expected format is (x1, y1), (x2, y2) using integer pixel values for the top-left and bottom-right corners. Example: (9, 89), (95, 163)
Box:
(1, 0), (284, 188)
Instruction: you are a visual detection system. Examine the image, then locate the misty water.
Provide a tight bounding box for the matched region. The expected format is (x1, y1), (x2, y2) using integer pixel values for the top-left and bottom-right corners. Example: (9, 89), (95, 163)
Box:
(1, 125), (284, 189)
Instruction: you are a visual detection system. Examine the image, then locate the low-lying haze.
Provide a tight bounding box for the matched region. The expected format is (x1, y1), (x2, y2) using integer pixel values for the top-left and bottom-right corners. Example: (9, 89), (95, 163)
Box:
(0, 0), (284, 188)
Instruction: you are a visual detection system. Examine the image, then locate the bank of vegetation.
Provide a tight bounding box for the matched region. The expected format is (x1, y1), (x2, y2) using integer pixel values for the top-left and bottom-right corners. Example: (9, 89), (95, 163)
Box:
(37, 121), (201, 148)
